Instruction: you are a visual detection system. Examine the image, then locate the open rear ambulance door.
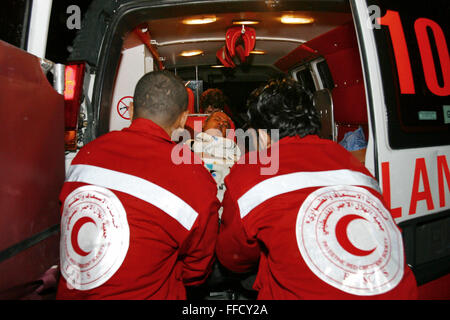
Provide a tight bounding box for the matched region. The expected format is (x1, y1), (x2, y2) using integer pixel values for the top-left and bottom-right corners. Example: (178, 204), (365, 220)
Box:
(0, 40), (65, 299)
(351, 0), (450, 298)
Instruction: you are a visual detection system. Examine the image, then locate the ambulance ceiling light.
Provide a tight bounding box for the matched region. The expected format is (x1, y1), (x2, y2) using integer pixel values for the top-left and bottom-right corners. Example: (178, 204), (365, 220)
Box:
(232, 20), (259, 25)
(250, 49), (265, 55)
(182, 16), (217, 25)
(280, 15), (314, 24)
(180, 50), (204, 57)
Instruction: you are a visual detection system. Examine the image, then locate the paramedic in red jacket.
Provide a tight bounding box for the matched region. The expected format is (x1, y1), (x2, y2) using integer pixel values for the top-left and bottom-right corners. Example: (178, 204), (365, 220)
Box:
(56, 71), (220, 299)
(216, 77), (418, 299)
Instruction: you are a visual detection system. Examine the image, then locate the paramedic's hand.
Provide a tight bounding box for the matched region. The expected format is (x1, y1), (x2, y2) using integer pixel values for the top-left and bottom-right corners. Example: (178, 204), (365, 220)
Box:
(179, 190), (220, 286)
(216, 189), (260, 273)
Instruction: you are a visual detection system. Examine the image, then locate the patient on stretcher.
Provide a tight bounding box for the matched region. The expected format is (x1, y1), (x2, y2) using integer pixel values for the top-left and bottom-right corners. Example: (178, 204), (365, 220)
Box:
(186, 111), (241, 204)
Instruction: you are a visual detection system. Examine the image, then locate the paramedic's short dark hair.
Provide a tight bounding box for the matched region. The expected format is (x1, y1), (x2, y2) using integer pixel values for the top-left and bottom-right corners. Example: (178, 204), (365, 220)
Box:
(246, 77), (321, 140)
(133, 70), (188, 125)
(200, 88), (227, 111)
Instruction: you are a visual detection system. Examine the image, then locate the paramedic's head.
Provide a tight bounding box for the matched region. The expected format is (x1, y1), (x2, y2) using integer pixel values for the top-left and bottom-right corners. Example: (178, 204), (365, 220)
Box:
(246, 76), (320, 145)
(133, 70), (188, 135)
(200, 88), (227, 114)
(203, 111), (232, 137)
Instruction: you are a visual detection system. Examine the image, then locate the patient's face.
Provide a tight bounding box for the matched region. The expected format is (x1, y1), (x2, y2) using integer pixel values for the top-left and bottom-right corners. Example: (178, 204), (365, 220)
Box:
(203, 111), (231, 137)
(204, 105), (222, 114)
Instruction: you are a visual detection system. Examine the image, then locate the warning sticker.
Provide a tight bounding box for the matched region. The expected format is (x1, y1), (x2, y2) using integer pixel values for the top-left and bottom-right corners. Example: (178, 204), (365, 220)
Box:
(116, 96), (133, 120)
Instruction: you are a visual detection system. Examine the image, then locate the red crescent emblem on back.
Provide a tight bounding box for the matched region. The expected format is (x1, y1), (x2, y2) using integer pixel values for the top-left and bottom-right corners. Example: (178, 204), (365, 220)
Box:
(71, 216), (96, 257)
(335, 214), (376, 257)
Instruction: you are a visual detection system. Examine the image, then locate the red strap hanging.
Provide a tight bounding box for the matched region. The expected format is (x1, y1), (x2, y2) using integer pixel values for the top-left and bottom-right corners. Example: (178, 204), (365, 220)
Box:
(134, 26), (164, 70)
(216, 45), (236, 68)
(225, 25), (256, 57)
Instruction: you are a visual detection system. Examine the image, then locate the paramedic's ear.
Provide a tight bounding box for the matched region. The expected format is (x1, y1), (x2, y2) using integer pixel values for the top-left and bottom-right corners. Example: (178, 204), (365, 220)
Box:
(258, 129), (272, 150)
(167, 109), (189, 138)
(129, 102), (134, 120)
(179, 109), (189, 128)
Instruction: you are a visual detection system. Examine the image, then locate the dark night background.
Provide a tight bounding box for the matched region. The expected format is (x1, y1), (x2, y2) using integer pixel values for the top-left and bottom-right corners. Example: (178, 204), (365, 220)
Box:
(46, 0), (94, 63)
(0, 0), (93, 63)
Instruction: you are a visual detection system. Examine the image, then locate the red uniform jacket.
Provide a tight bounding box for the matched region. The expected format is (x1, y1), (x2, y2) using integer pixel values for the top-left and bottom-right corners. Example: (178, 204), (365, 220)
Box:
(56, 118), (220, 299)
(217, 135), (418, 299)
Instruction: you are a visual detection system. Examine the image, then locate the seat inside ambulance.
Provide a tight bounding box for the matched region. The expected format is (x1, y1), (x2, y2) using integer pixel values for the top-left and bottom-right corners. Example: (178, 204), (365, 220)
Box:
(184, 86), (207, 139)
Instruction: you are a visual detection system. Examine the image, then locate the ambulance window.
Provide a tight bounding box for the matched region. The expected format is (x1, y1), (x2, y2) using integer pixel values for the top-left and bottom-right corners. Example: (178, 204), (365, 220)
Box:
(295, 68), (316, 93)
(371, 0), (450, 148)
(316, 60), (334, 91)
(0, 0), (31, 49)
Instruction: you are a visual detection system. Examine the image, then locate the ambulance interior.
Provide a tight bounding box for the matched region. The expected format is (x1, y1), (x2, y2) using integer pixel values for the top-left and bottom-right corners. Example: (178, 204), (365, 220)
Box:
(64, 1), (450, 299)
(105, 4), (370, 169)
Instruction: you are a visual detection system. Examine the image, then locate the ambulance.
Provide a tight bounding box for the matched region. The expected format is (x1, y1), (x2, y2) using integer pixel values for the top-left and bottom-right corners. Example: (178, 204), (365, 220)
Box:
(0, 0), (448, 299)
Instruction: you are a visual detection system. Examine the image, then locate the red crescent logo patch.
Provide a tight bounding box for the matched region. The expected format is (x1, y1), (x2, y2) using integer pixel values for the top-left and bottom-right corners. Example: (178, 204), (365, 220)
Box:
(60, 185), (130, 291)
(296, 186), (404, 296)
